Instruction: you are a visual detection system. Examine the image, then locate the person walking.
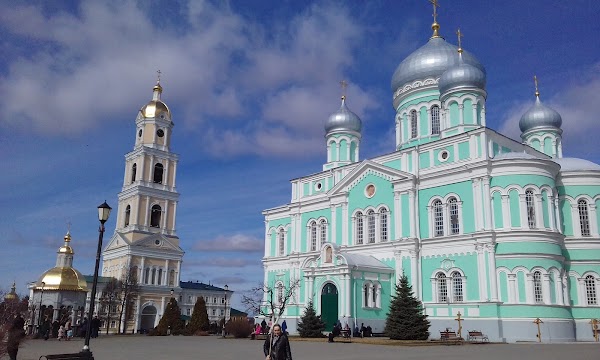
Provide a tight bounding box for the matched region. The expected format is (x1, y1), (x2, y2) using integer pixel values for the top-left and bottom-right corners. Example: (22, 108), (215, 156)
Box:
(6, 314), (25, 360)
(263, 324), (292, 360)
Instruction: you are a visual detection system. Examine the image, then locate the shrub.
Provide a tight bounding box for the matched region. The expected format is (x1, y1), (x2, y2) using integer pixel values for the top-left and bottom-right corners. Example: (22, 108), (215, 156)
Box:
(186, 297), (209, 335)
(224, 319), (253, 338)
(297, 301), (325, 338)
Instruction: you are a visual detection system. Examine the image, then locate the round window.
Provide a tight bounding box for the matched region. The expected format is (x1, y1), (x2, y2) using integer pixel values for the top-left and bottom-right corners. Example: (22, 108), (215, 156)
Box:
(315, 182), (322, 191)
(138, 129), (142, 137)
(156, 129), (164, 137)
(365, 184), (376, 198)
(154, 239), (161, 246)
(439, 150), (449, 161)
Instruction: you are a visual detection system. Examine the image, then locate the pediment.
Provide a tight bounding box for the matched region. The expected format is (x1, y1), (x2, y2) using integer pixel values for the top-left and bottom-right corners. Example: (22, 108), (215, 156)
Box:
(328, 160), (414, 196)
(133, 234), (184, 253)
(103, 232), (131, 252)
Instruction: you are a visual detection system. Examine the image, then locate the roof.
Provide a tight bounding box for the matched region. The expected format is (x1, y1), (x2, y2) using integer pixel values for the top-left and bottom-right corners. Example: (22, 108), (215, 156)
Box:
(180, 280), (229, 292)
(230, 308), (248, 317)
(83, 275), (117, 284)
(493, 152), (539, 160)
(554, 157), (600, 172)
(342, 253), (392, 270)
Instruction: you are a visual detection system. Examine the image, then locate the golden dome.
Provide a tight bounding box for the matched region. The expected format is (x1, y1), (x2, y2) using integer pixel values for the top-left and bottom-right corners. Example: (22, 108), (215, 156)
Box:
(35, 267), (88, 292)
(4, 282), (18, 301)
(58, 232), (74, 255)
(141, 80), (171, 119)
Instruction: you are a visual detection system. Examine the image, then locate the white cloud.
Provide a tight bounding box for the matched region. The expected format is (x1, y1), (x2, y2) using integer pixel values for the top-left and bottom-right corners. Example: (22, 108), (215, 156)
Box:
(192, 234), (263, 252)
(499, 64), (600, 159)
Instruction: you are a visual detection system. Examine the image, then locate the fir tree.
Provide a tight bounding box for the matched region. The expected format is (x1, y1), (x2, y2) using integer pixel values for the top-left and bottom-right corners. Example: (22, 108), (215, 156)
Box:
(186, 296), (209, 335)
(385, 275), (430, 340)
(156, 297), (184, 335)
(297, 300), (325, 338)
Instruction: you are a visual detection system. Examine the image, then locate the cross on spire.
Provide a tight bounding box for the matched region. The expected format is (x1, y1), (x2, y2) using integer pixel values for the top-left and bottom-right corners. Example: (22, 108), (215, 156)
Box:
(157, 69), (162, 84)
(340, 80), (348, 100)
(66, 220), (72, 233)
(429, 0), (440, 23)
(456, 28), (464, 52)
(533, 75), (540, 98)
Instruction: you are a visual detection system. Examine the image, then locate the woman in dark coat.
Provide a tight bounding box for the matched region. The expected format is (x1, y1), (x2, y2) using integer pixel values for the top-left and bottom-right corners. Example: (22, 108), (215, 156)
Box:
(263, 324), (292, 360)
(7, 315), (25, 360)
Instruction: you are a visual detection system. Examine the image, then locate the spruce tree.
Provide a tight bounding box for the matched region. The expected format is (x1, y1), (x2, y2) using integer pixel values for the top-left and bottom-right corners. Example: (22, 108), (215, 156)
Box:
(156, 297), (184, 335)
(385, 275), (430, 340)
(297, 300), (325, 337)
(186, 296), (209, 335)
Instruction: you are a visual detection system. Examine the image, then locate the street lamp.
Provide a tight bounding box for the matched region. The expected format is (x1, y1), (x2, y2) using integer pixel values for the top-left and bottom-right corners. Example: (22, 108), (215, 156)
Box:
(82, 201), (111, 353)
(38, 281), (45, 337)
(222, 285), (229, 338)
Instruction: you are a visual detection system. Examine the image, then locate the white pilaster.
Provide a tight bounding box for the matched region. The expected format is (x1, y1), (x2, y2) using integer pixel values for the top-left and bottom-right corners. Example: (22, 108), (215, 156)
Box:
(394, 193), (401, 239)
(487, 244), (498, 301)
(508, 274), (517, 303)
(482, 176), (492, 230)
(501, 195), (510, 229)
(542, 274), (551, 304)
(342, 203), (348, 246)
(331, 206), (337, 245)
(476, 245), (487, 301)
(408, 190), (416, 238)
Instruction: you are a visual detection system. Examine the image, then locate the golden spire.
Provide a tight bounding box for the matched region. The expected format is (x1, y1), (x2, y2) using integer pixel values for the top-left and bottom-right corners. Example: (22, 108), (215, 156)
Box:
(429, 0), (441, 38)
(456, 28), (464, 53)
(534, 75), (540, 98)
(340, 80), (348, 100)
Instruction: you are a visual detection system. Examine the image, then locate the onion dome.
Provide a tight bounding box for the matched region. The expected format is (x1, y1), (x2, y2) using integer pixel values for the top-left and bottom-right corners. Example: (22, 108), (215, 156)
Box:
(391, 36), (485, 95)
(35, 267), (88, 291)
(4, 282), (18, 301)
(519, 85), (562, 133)
(554, 157), (600, 172)
(58, 231), (74, 255)
(439, 50), (486, 95)
(140, 80), (171, 119)
(325, 96), (362, 134)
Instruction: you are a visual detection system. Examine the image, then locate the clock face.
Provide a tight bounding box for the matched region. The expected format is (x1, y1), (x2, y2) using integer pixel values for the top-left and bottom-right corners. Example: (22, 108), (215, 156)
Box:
(156, 129), (164, 137)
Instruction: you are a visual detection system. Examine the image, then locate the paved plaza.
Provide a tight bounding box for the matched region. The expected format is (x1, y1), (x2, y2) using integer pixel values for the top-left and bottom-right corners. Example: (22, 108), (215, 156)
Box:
(13, 335), (600, 360)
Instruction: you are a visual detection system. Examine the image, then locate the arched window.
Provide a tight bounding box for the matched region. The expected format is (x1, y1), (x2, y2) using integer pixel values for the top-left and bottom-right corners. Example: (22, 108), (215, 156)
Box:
(319, 219), (327, 246)
(433, 200), (444, 237)
(151, 268), (156, 285)
(124, 205), (131, 227)
(379, 208), (388, 242)
(157, 269), (162, 285)
(437, 272), (447, 302)
(431, 105), (440, 135)
(533, 271), (543, 303)
(363, 283), (370, 307)
(410, 110), (417, 139)
(578, 200), (591, 236)
(451, 272), (463, 302)
(372, 283), (378, 307)
(153, 163), (164, 184)
(131, 163), (137, 183)
(309, 221), (317, 251)
(526, 190), (536, 228)
(448, 197), (459, 234)
(150, 205), (162, 228)
(367, 210), (376, 243)
(278, 229), (285, 256)
(169, 270), (175, 286)
(585, 275), (597, 305)
(144, 268), (150, 284)
(277, 283), (284, 304)
(355, 212), (363, 244)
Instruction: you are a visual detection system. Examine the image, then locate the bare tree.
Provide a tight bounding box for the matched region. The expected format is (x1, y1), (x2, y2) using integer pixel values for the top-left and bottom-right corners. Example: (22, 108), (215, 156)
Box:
(0, 289), (29, 359)
(117, 266), (140, 334)
(99, 278), (120, 334)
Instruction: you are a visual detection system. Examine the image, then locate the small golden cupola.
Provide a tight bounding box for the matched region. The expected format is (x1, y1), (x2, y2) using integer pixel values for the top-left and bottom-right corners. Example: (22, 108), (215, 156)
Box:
(4, 281), (18, 301)
(140, 73), (171, 120)
(35, 231), (88, 292)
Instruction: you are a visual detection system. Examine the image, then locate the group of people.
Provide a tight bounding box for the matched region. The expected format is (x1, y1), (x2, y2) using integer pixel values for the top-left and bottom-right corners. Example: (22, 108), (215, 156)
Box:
(38, 315), (101, 340)
(355, 323), (373, 338)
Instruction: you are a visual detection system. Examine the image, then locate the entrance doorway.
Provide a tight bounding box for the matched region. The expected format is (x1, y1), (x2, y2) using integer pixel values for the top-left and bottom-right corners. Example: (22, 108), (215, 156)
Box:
(321, 283), (338, 332)
(140, 305), (157, 333)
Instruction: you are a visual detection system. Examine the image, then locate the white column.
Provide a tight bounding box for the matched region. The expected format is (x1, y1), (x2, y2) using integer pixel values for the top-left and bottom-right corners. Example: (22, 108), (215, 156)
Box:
(481, 106), (486, 126)
(342, 203), (348, 246)
(408, 190), (416, 238)
(134, 296), (141, 331)
(562, 274), (571, 306)
(264, 221), (271, 257)
(501, 195), (510, 229)
(171, 202), (177, 232)
(555, 273), (564, 305)
(123, 162), (129, 185)
(535, 194), (544, 229)
(289, 214), (297, 253)
(542, 274), (551, 304)
(172, 160), (178, 188)
(308, 277), (314, 303)
(508, 274), (517, 303)
(577, 278), (586, 306)
(410, 251), (419, 299)
(395, 121), (401, 147)
(164, 159), (170, 187)
(548, 195), (556, 230)
(394, 193), (401, 239)
(571, 205), (581, 237)
(161, 199), (168, 230)
(344, 274), (351, 316)
(160, 297), (166, 318)
(472, 178), (482, 231)
(472, 103), (478, 125)
(476, 245), (487, 301)
(176, 261), (181, 285)
(144, 196), (150, 227)
(375, 286), (382, 308)
(589, 205), (599, 236)
(163, 259), (169, 286)
(394, 251), (403, 284)
(458, 104), (464, 125)
(140, 154), (146, 183)
(519, 194), (528, 229)
(525, 274), (534, 304)
(482, 177), (492, 230)
(295, 214), (301, 252)
(554, 197), (562, 233)
(330, 206), (337, 245)
(487, 244), (498, 301)
(140, 257), (146, 283)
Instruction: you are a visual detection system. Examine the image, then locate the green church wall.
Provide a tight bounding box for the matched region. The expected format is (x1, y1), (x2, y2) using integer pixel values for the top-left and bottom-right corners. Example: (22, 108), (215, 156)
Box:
(544, 138), (552, 156)
(458, 141), (470, 160)
(336, 207), (343, 246)
(531, 139), (541, 151)
(517, 271), (526, 303)
(301, 209), (330, 252)
(567, 263), (600, 275)
(420, 106), (428, 136)
(382, 159), (401, 170)
(557, 185), (600, 198)
(445, 129), (459, 136)
(463, 99), (473, 124)
(476, 102), (482, 125)
(433, 146), (454, 166)
(499, 272), (508, 302)
(542, 191), (550, 228)
(419, 152), (430, 169)
(449, 102), (459, 127)
(303, 183), (310, 198)
(568, 276), (578, 305)
(350, 141), (357, 162)
(492, 192), (503, 228)
(340, 140), (348, 161)
(402, 257), (412, 283)
(330, 142), (337, 162)
(495, 242), (562, 256)
(491, 175), (555, 188)
(401, 193), (410, 237)
(571, 307), (600, 319)
(509, 189), (521, 228)
(421, 253), (479, 301)
(560, 200), (573, 235)
(419, 181), (474, 237)
(347, 174), (395, 212)
(564, 249), (600, 261)
(550, 274), (556, 304)
(495, 258), (563, 272)
(492, 142), (500, 156)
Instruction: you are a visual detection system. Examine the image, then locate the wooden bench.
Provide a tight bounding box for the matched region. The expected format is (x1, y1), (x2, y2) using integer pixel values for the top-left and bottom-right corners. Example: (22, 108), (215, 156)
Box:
(40, 352), (94, 360)
(439, 330), (463, 345)
(340, 329), (352, 343)
(467, 330), (489, 343)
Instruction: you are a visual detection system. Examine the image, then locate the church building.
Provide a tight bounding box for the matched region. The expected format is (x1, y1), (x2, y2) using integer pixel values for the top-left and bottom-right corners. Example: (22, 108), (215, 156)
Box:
(262, 13), (600, 342)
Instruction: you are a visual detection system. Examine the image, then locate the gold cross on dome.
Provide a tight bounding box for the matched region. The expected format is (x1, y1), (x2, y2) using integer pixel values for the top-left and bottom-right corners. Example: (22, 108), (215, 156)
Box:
(157, 69), (162, 83)
(456, 28), (464, 50)
(340, 80), (348, 99)
(429, 0), (440, 23)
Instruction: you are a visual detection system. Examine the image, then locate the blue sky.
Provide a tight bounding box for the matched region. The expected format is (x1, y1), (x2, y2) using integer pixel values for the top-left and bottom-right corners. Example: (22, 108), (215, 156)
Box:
(1, 0), (599, 310)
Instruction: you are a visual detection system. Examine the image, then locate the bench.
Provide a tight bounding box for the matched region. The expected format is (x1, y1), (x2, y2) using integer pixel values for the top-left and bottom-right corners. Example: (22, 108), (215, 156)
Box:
(40, 352), (94, 360)
(340, 329), (352, 343)
(439, 330), (463, 345)
(467, 330), (489, 343)
(252, 333), (268, 340)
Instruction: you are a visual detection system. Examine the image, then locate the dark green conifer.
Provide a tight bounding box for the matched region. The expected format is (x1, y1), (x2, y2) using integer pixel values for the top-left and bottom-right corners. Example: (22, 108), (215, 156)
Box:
(297, 300), (325, 338)
(156, 297), (184, 335)
(186, 296), (209, 335)
(385, 275), (430, 340)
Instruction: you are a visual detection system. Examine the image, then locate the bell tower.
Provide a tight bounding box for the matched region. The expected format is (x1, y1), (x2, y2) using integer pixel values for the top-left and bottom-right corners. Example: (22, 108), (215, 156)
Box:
(102, 75), (184, 297)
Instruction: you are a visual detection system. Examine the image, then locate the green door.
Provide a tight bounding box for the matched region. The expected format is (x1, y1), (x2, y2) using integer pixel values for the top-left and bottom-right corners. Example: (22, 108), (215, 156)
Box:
(321, 283), (338, 332)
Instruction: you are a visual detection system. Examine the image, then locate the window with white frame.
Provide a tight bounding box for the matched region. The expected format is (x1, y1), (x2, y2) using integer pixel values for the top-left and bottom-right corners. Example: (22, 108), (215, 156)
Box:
(277, 283), (284, 304)
(319, 219), (327, 246)
(451, 272), (463, 302)
(372, 283), (379, 307)
(533, 271), (543, 303)
(212, 309), (216, 316)
(278, 228), (285, 256)
(449, 197), (460, 234)
(367, 210), (376, 243)
(526, 190), (536, 228)
(379, 208), (388, 242)
(433, 200), (444, 237)
(363, 283), (370, 307)
(578, 200), (591, 236)
(410, 110), (417, 139)
(309, 221), (317, 251)
(436, 272), (448, 302)
(431, 105), (440, 135)
(585, 275), (597, 305)
(356, 212), (363, 244)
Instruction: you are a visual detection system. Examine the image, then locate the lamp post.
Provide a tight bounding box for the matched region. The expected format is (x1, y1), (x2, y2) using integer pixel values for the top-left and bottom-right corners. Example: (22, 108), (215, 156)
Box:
(82, 201), (111, 353)
(37, 281), (46, 337)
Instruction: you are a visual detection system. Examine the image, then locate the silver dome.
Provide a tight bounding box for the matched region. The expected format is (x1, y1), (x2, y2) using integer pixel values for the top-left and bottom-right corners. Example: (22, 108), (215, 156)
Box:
(438, 53), (486, 95)
(519, 97), (562, 133)
(325, 97), (362, 134)
(391, 37), (485, 93)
